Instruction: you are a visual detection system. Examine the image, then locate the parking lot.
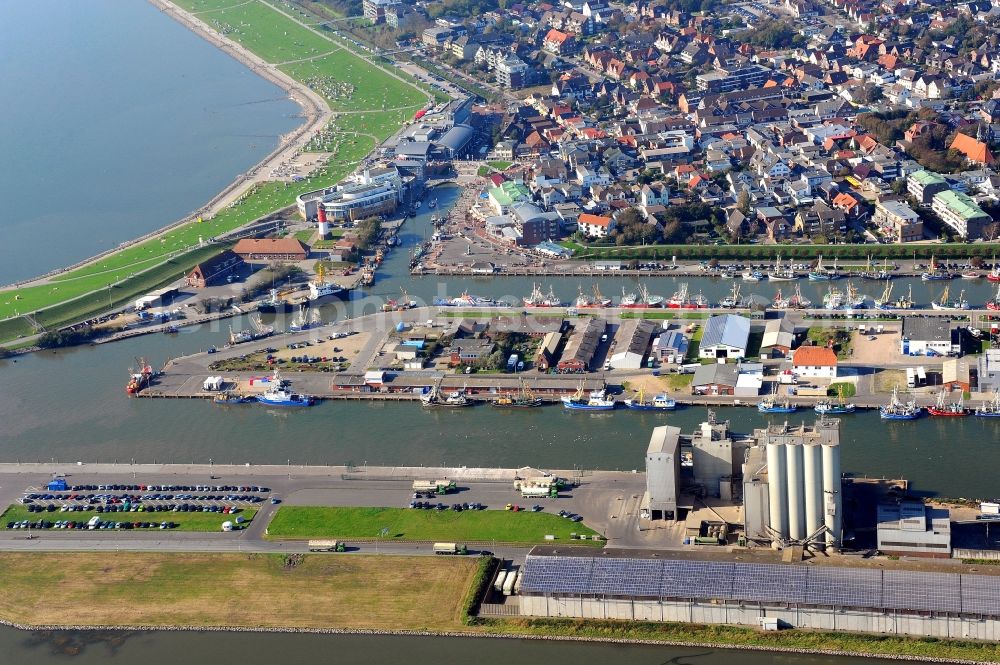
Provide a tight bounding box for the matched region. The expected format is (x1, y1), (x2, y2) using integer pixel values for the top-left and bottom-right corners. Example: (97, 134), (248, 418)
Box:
(8, 481), (274, 533)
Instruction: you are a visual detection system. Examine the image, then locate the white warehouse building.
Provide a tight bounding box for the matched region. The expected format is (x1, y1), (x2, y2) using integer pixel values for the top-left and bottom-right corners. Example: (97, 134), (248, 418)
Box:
(699, 315), (750, 360)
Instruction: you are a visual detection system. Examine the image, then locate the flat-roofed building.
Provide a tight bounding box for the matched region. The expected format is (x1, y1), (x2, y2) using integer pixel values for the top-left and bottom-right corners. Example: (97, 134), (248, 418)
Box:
(874, 199), (923, 242)
(646, 425), (681, 520)
(877, 500), (951, 558)
(931, 190), (992, 239)
(906, 169), (948, 205)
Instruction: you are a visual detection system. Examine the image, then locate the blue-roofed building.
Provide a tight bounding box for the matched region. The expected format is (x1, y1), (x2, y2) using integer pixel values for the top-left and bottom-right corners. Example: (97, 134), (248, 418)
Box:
(699, 314), (750, 360)
(653, 330), (689, 361)
(536, 241), (572, 258)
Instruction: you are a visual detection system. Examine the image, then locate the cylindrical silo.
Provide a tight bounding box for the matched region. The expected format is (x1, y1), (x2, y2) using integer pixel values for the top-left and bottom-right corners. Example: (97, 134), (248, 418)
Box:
(822, 442), (842, 548)
(803, 442), (824, 540)
(785, 442), (805, 541)
(766, 441), (788, 540)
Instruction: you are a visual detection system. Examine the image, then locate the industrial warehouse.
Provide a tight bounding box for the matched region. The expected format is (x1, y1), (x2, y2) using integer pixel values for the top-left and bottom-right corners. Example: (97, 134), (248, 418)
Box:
(517, 547), (1000, 640)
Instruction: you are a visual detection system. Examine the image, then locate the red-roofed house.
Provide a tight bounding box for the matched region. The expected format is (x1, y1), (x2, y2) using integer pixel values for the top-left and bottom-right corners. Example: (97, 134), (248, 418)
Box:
(951, 133), (996, 166)
(543, 29), (576, 55)
(832, 192), (862, 216)
(578, 213), (615, 238)
(792, 346), (838, 379)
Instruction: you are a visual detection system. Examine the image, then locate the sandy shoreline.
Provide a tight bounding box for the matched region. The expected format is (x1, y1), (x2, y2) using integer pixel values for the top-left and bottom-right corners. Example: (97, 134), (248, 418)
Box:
(2, 0), (332, 292)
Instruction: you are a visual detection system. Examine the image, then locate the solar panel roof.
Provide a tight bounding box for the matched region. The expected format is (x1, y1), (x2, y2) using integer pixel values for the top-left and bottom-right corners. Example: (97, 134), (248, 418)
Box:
(520, 555), (1000, 616)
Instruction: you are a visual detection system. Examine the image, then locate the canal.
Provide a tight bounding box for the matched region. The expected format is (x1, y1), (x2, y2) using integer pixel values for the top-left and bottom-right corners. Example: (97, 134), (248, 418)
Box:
(2, 628), (917, 665)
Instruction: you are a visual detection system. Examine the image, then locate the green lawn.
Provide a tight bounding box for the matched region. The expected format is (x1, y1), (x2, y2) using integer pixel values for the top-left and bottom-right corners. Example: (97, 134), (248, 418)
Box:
(0, 505), (257, 533)
(487, 161), (513, 170)
(266, 506), (602, 545)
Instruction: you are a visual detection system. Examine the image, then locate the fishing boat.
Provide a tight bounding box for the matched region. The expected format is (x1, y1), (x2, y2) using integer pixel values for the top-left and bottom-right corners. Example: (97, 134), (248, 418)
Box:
(814, 399), (856, 415)
(771, 288), (790, 310)
(808, 255), (839, 281)
(562, 386), (616, 411)
(742, 269), (764, 282)
(815, 385), (855, 414)
(493, 380), (542, 408)
(926, 390), (968, 417)
(974, 391), (1000, 417)
(880, 387), (920, 420)
(930, 285), (969, 311)
(421, 386), (472, 408)
(213, 392), (256, 405)
(719, 283), (742, 308)
(768, 253), (797, 281)
(523, 283), (562, 307)
(921, 257), (952, 281)
(125, 358), (154, 395)
(624, 388), (676, 411)
(257, 288), (295, 314)
(875, 282), (914, 310)
(640, 284), (665, 308)
(667, 283), (707, 309)
(758, 387), (796, 414)
(257, 374), (315, 407)
(988, 263), (1000, 283)
(619, 286), (639, 308)
(574, 285), (594, 308)
(229, 315), (274, 345)
(858, 256), (892, 281)
(591, 284), (612, 307)
(383, 288), (417, 312)
(788, 284), (812, 309)
(844, 281), (867, 309)
(988, 284), (1000, 311)
(822, 286), (845, 310)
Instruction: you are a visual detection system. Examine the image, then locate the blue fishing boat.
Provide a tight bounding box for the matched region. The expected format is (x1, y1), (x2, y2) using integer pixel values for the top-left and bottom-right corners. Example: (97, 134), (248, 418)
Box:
(256, 371), (315, 407)
(975, 391), (1000, 417)
(758, 388), (796, 414)
(814, 400), (856, 415)
(624, 389), (676, 411)
(562, 387), (616, 411)
(879, 387), (919, 420)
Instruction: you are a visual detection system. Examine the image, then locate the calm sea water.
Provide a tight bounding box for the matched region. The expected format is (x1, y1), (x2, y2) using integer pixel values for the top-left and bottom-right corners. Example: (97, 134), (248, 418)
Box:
(0, 0), (300, 285)
(0, 629), (922, 665)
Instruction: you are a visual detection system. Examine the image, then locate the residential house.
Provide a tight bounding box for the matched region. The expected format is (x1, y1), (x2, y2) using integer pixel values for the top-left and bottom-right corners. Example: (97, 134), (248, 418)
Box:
(792, 345), (838, 379)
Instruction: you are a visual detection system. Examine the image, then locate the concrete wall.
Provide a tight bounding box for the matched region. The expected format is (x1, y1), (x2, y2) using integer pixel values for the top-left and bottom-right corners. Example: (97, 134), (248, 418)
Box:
(520, 594), (1000, 639)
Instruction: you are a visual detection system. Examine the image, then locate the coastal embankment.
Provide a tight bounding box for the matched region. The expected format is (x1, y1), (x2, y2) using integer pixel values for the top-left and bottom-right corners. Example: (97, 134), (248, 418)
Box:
(1, 0), (330, 296)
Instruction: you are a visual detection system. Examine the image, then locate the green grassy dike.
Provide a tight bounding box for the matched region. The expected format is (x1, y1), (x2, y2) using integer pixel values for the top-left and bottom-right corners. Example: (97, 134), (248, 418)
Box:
(473, 617), (1000, 663)
(0, 0), (432, 344)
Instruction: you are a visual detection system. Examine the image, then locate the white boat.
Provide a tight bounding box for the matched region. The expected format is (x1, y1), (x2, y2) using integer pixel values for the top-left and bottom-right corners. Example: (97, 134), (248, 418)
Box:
(719, 283), (741, 308)
(772, 288), (790, 309)
(930, 285), (969, 310)
(742, 270), (764, 282)
(768, 253), (797, 281)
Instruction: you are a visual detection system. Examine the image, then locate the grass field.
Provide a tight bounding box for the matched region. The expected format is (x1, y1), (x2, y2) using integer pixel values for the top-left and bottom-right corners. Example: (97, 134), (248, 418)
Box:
(0, 552), (475, 630)
(0, 505), (258, 532)
(483, 618), (1000, 664)
(266, 506), (602, 544)
(0, 0), (431, 343)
